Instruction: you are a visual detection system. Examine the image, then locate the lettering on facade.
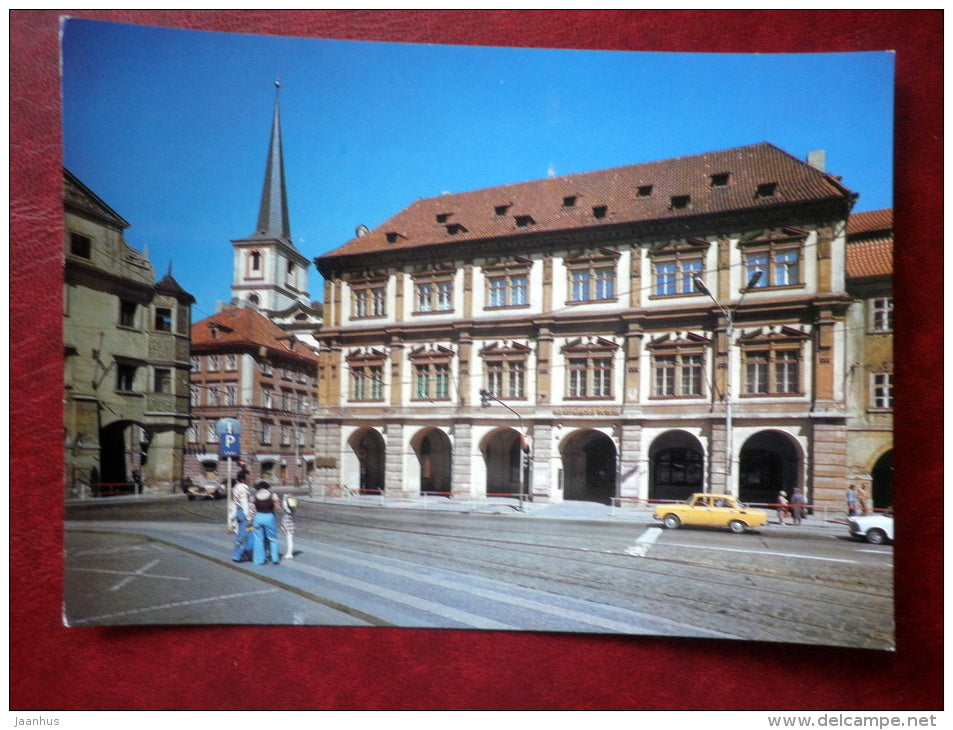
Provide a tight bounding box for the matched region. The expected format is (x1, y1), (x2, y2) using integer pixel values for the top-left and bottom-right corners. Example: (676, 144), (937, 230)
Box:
(552, 406), (623, 417)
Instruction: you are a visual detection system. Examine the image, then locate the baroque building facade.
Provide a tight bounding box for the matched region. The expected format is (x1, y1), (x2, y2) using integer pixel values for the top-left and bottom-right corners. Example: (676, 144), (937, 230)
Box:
(63, 169), (194, 496)
(312, 142), (865, 509)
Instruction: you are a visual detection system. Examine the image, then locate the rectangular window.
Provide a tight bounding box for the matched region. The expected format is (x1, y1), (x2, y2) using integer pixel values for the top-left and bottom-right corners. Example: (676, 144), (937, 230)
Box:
(69, 232), (92, 259)
(116, 364), (136, 392)
(414, 277), (454, 313)
(485, 358), (526, 399)
(653, 257), (704, 297)
(190, 386), (199, 407)
(187, 423), (198, 444)
(208, 387), (219, 407)
(153, 368), (172, 394)
(262, 389), (273, 409)
(487, 273), (530, 308)
(154, 307), (173, 332)
(225, 354), (238, 371)
(206, 423), (218, 443)
(412, 361), (452, 401)
(745, 246), (801, 288)
(870, 297), (893, 331)
(352, 365), (384, 401)
(569, 263), (616, 302)
(190, 356), (200, 372)
(260, 422), (272, 445)
(208, 355), (220, 371)
(567, 355), (613, 399)
(871, 373), (893, 409)
(743, 347), (801, 396)
(352, 282), (387, 319)
(225, 385), (237, 407)
(653, 352), (704, 398)
(119, 300), (137, 328)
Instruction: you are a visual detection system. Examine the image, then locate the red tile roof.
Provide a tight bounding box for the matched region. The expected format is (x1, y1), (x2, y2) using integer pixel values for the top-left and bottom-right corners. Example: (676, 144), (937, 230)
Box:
(191, 306), (318, 363)
(847, 208), (893, 279)
(318, 142), (854, 266)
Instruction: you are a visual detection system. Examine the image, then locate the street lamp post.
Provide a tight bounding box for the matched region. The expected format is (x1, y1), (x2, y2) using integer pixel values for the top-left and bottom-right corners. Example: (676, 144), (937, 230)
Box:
(480, 388), (529, 510)
(693, 270), (762, 494)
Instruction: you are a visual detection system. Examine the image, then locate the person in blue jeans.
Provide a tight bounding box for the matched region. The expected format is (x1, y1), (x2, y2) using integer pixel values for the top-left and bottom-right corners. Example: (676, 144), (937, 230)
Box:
(251, 481), (281, 565)
(231, 471), (253, 562)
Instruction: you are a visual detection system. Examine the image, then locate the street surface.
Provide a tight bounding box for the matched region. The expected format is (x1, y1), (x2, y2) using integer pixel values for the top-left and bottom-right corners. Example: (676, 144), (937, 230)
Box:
(64, 496), (894, 649)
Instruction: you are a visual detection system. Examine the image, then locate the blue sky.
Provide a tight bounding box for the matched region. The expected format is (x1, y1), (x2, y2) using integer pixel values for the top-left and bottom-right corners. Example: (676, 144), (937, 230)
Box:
(62, 19), (895, 322)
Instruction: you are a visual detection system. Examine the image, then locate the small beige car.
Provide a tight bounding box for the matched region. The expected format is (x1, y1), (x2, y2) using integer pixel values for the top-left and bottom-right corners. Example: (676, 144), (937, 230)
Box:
(654, 493), (768, 533)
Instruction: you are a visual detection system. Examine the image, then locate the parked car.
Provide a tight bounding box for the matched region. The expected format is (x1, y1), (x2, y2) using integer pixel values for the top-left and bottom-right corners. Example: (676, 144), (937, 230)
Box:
(654, 493), (768, 533)
(181, 477), (226, 500)
(848, 513), (894, 544)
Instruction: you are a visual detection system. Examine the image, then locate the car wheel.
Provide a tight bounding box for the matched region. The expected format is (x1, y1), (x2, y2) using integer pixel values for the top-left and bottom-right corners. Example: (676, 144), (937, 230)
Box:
(728, 520), (747, 534)
(662, 514), (681, 529)
(866, 528), (888, 545)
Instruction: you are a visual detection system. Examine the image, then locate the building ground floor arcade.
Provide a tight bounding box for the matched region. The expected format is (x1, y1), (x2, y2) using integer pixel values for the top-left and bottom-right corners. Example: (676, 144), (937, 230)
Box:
(311, 410), (894, 512)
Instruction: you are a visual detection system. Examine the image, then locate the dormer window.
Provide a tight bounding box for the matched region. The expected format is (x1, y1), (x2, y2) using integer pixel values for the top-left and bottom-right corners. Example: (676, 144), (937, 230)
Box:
(670, 195), (691, 210)
(562, 195), (577, 208)
(756, 182), (778, 198)
(514, 215), (536, 228)
(386, 231), (400, 244)
(710, 172), (730, 187)
(436, 212), (451, 223)
(592, 205), (608, 219)
(494, 204), (511, 216)
(445, 223), (468, 236)
(637, 185), (654, 198)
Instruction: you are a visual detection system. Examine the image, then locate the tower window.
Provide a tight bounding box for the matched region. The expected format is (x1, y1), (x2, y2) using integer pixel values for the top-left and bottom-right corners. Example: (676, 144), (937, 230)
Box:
(154, 307), (173, 332)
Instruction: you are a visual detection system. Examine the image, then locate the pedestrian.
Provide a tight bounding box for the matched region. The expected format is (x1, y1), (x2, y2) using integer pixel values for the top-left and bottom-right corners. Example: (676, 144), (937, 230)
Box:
(230, 470), (253, 562)
(281, 493), (297, 560)
(250, 480), (281, 565)
(857, 484), (869, 516)
(846, 484), (859, 516)
(776, 490), (789, 525)
(790, 488), (807, 526)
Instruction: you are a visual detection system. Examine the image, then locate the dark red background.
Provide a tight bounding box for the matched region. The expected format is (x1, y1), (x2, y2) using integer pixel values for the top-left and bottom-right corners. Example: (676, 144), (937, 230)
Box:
(11, 10), (942, 711)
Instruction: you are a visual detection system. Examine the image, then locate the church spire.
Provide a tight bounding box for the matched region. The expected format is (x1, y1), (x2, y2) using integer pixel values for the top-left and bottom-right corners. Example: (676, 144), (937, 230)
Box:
(254, 79), (291, 243)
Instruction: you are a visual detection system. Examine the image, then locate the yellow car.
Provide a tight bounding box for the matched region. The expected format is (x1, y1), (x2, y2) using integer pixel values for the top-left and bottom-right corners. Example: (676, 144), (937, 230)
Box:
(654, 493), (768, 533)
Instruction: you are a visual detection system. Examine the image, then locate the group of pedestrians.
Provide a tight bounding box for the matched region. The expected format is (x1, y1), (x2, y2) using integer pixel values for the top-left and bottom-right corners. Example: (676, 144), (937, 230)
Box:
(774, 488), (808, 526)
(229, 471), (297, 565)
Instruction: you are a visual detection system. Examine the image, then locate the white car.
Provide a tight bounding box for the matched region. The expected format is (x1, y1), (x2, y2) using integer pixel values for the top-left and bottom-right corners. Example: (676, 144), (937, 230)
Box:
(848, 514), (894, 545)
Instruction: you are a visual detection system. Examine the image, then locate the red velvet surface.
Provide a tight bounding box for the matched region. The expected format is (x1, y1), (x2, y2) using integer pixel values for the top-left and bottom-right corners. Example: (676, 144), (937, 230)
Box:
(11, 10), (942, 711)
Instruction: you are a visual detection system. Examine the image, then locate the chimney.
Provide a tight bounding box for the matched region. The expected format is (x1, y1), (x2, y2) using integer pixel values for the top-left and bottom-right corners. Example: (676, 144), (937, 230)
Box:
(807, 149), (826, 172)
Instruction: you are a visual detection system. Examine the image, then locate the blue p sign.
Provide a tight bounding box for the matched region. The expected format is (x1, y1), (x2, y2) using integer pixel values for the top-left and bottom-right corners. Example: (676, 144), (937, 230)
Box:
(220, 433), (241, 459)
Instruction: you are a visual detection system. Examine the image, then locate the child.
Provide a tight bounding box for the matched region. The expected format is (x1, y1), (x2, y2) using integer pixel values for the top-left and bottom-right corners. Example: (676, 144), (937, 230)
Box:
(281, 494), (297, 560)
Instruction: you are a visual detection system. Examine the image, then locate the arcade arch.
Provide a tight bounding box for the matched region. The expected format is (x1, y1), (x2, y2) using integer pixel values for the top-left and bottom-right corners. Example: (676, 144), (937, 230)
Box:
(738, 430), (802, 505)
(648, 430), (705, 502)
(559, 429), (616, 504)
(480, 427), (525, 497)
(410, 427), (453, 496)
(347, 427), (386, 494)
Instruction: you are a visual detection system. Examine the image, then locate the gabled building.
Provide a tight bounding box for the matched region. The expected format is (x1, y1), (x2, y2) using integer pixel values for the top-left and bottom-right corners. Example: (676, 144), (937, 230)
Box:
(63, 169), (194, 496)
(188, 306), (319, 486)
(313, 142), (862, 509)
(845, 208), (893, 509)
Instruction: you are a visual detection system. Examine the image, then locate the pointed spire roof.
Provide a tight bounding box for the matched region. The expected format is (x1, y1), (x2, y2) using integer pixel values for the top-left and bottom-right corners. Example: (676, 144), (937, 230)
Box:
(252, 79), (291, 244)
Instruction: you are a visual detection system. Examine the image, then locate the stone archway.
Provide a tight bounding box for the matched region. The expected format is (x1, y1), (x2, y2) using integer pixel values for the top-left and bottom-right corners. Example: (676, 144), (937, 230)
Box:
(738, 430), (802, 506)
(411, 427), (453, 496)
(560, 429), (616, 505)
(481, 427), (524, 497)
(648, 430), (705, 502)
(871, 450), (893, 510)
(348, 427), (386, 494)
(99, 420), (150, 494)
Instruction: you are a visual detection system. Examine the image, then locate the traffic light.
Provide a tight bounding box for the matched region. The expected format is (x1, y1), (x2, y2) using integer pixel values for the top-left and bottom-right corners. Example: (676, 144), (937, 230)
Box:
(479, 389), (491, 407)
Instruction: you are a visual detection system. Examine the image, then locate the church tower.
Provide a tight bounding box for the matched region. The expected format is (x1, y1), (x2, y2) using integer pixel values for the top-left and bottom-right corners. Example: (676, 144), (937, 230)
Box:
(230, 80), (312, 316)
